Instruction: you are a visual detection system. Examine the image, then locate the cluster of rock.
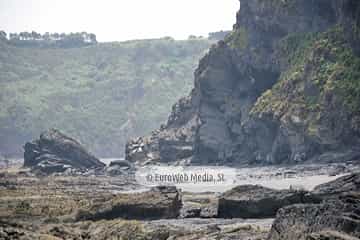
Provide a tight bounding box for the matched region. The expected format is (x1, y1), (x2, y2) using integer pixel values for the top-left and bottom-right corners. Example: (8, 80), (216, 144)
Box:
(66, 183), (333, 223)
(176, 174), (360, 239)
(268, 173), (360, 240)
(17, 129), (360, 239)
(126, 0), (360, 166)
(1, 159), (360, 239)
(126, 95), (197, 165)
(269, 194), (360, 240)
(217, 174), (360, 239)
(0, 218), (272, 240)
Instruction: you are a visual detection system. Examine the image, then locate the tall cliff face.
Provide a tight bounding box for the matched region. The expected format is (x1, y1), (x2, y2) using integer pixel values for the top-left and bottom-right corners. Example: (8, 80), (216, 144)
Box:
(126, 0), (360, 166)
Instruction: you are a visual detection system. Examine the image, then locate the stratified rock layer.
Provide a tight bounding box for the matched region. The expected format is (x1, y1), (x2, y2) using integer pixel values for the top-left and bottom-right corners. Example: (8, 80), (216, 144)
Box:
(77, 186), (182, 221)
(268, 172), (360, 240)
(24, 129), (104, 173)
(218, 185), (320, 218)
(312, 173), (360, 199)
(268, 193), (360, 240)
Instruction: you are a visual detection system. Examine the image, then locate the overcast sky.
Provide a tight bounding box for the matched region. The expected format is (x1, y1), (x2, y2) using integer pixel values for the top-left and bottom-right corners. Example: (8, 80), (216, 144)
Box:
(0, 0), (239, 42)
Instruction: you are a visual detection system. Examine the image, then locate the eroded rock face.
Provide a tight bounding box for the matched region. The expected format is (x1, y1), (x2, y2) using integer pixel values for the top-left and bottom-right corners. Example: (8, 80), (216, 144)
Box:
(77, 186), (182, 221)
(126, 95), (198, 165)
(105, 159), (135, 176)
(312, 173), (360, 199)
(24, 129), (104, 173)
(267, 193), (360, 240)
(307, 231), (360, 240)
(0, 218), (273, 240)
(180, 192), (218, 218)
(268, 172), (360, 240)
(126, 0), (360, 166)
(218, 185), (320, 218)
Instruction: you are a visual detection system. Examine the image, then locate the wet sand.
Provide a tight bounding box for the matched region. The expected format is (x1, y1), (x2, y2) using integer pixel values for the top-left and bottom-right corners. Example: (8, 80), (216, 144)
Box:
(132, 163), (356, 193)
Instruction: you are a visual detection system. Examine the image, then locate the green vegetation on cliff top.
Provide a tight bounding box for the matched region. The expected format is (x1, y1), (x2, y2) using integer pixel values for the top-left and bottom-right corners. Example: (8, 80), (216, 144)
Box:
(251, 25), (360, 132)
(0, 38), (213, 157)
(225, 27), (249, 50)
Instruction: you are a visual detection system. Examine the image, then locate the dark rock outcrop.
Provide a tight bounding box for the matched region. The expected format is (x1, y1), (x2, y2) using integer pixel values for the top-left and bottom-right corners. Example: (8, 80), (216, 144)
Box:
(126, 0), (360, 166)
(267, 193), (360, 240)
(77, 186), (182, 221)
(24, 129), (104, 173)
(307, 231), (360, 240)
(105, 159), (135, 176)
(218, 185), (320, 218)
(126, 95), (198, 165)
(108, 159), (134, 169)
(312, 173), (360, 199)
(180, 192), (218, 218)
(268, 172), (360, 240)
(0, 218), (273, 240)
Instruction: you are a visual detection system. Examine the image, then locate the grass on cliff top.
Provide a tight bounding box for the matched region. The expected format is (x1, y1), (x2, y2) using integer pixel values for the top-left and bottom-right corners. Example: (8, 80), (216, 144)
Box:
(225, 27), (249, 50)
(251, 25), (360, 119)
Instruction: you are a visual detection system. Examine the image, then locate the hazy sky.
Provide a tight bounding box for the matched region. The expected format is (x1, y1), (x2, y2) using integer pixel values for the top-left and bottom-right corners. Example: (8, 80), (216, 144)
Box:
(0, 0), (239, 42)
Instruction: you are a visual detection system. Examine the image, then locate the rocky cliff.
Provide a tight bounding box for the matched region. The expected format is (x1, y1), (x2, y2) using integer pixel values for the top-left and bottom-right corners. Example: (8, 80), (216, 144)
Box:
(126, 0), (360, 165)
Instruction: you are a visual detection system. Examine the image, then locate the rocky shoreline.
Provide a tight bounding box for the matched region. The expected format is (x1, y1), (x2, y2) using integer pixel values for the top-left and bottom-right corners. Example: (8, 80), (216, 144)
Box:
(1, 158), (359, 239)
(1, 129), (358, 239)
(2, 0), (360, 238)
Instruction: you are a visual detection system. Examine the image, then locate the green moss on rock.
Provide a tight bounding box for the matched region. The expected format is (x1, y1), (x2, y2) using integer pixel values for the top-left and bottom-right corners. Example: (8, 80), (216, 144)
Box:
(250, 24), (360, 144)
(226, 27), (249, 50)
(252, 26), (360, 120)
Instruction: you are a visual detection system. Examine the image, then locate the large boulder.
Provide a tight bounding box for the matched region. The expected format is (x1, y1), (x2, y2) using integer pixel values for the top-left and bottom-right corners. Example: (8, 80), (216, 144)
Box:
(268, 173), (360, 240)
(180, 192), (218, 218)
(307, 231), (360, 240)
(218, 185), (320, 218)
(312, 173), (360, 200)
(105, 159), (135, 176)
(108, 159), (134, 169)
(267, 193), (360, 240)
(77, 186), (182, 221)
(24, 129), (104, 173)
